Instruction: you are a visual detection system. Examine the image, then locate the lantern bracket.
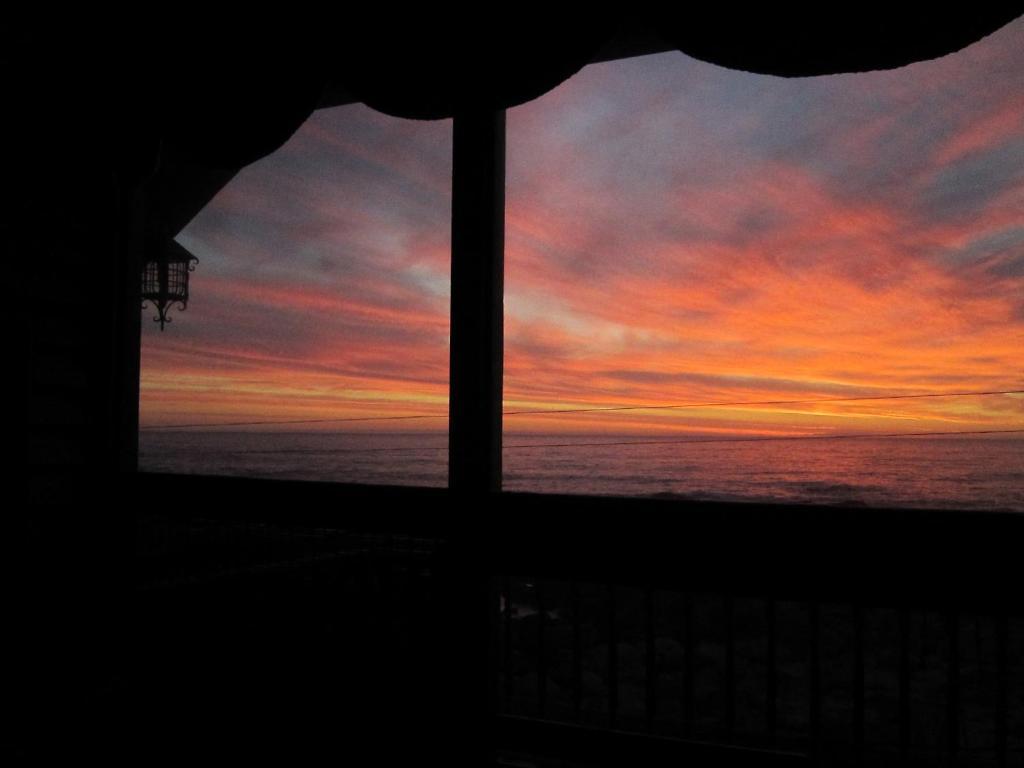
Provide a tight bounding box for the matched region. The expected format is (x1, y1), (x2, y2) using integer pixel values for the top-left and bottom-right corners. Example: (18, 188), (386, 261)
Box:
(141, 239), (199, 330)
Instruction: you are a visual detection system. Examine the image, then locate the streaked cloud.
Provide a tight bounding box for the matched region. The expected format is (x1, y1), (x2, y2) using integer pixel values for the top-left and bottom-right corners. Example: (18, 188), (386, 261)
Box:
(142, 19), (1024, 438)
(504, 19), (1024, 434)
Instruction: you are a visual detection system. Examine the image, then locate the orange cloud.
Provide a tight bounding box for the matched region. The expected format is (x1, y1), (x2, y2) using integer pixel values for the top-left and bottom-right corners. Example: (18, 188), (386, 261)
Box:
(142, 21), (1024, 444)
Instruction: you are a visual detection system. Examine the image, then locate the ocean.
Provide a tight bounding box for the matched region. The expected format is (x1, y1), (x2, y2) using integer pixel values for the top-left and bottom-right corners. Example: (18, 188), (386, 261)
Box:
(138, 431), (1024, 512)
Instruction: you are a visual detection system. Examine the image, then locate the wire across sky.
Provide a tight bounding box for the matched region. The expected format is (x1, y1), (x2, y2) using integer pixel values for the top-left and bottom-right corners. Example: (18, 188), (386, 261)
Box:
(140, 389), (1024, 431)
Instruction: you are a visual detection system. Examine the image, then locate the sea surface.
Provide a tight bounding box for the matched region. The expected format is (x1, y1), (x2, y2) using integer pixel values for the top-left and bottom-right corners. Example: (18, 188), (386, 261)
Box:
(139, 431), (1024, 512)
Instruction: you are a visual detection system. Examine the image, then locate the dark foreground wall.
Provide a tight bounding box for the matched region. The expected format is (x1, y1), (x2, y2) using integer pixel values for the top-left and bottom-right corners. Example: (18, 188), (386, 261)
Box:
(18, 476), (1020, 765)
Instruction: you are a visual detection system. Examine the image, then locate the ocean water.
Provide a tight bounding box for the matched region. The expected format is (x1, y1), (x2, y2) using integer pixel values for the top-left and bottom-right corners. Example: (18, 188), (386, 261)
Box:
(139, 431), (1024, 512)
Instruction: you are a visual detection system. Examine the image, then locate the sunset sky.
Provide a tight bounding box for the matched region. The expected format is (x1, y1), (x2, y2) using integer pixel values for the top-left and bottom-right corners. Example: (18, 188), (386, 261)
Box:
(141, 18), (1023, 437)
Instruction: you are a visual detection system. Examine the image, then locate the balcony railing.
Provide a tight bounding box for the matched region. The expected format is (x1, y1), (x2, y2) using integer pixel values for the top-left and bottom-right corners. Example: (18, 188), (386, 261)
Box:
(134, 473), (1022, 767)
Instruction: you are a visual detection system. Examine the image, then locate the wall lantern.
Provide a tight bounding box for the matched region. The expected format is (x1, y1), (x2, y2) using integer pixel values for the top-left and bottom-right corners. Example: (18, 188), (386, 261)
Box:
(142, 239), (198, 330)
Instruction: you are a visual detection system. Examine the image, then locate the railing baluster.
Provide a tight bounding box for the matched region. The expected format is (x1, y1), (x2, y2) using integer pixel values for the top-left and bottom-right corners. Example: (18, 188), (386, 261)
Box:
(608, 583), (619, 730)
(995, 613), (1008, 768)
(946, 611), (959, 767)
(854, 603), (865, 767)
(645, 586), (656, 733)
(725, 593), (736, 741)
(899, 607), (911, 764)
(537, 581), (547, 718)
(572, 581), (582, 720)
(809, 601), (821, 762)
(503, 575), (513, 709)
(179, 516), (188, 580)
(683, 591), (694, 738)
(767, 598), (778, 746)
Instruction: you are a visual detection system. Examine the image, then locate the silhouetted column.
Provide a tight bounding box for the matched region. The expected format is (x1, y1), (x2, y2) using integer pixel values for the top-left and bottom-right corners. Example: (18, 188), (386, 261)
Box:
(117, 183), (144, 474)
(445, 109), (505, 766)
(448, 109), (505, 492)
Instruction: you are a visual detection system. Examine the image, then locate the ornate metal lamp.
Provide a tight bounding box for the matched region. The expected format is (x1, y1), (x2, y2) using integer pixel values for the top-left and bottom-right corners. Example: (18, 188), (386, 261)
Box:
(142, 239), (198, 330)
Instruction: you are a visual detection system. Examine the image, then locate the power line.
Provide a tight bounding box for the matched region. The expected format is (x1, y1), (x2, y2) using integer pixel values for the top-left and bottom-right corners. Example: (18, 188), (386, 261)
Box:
(140, 388), (1023, 431)
(502, 389), (1024, 416)
(141, 413), (447, 431)
(503, 428), (1024, 451)
(151, 428), (1023, 456)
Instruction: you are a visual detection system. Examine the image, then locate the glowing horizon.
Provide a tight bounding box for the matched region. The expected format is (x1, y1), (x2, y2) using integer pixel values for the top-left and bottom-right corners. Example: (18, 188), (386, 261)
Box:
(141, 19), (1024, 439)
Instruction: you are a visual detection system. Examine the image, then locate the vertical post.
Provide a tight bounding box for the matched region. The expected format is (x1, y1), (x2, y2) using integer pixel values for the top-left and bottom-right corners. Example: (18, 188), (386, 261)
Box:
(899, 607), (912, 764)
(994, 613), (1008, 768)
(445, 108), (505, 766)
(809, 601), (821, 763)
(725, 594), (736, 741)
(572, 581), (583, 720)
(538, 581), (548, 717)
(503, 576), (514, 710)
(449, 109), (505, 493)
(853, 603), (865, 767)
(682, 592), (695, 738)
(118, 184), (144, 477)
(766, 599), (778, 745)
(645, 587), (657, 733)
(608, 583), (619, 730)
(946, 611), (959, 766)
